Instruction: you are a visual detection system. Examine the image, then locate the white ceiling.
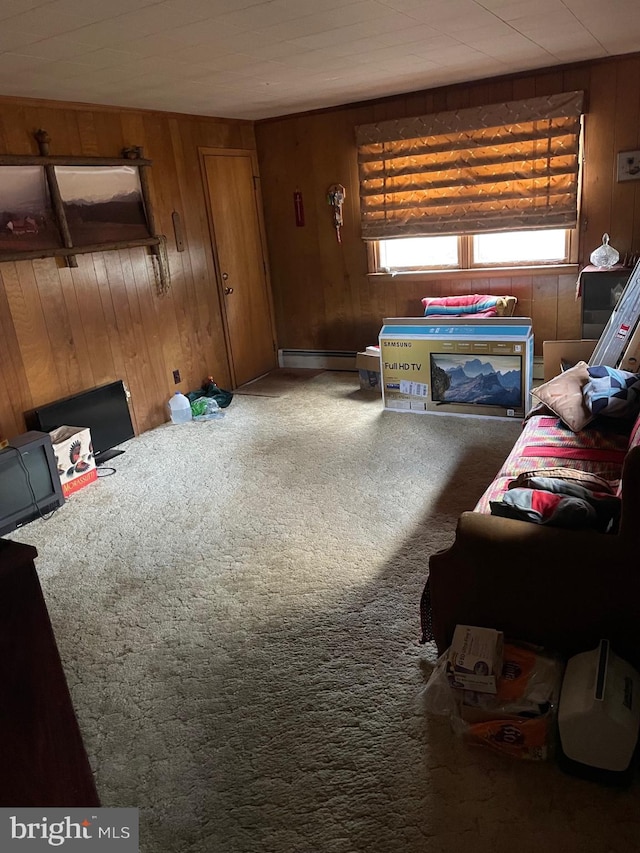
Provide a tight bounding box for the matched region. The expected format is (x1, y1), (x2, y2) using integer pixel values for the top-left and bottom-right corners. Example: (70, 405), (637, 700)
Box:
(0, 0), (638, 121)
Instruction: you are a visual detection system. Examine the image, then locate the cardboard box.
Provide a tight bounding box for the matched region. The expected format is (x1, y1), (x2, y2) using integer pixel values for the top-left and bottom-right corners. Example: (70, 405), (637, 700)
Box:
(542, 339), (597, 382)
(447, 625), (504, 694)
(49, 425), (97, 498)
(356, 351), (381, 393)
(379, 317), (533, 419)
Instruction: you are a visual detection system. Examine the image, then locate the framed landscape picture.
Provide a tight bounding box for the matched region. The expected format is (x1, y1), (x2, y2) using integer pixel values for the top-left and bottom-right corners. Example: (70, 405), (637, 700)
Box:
(54, 165), (151, 245)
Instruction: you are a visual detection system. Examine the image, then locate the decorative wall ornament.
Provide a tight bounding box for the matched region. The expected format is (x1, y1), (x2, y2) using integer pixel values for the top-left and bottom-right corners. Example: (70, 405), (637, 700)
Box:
(327, 184), (346, 243)
(293, 190), (305, 227)
(0, 130), (170, 293)
(617, 150), (640, 182)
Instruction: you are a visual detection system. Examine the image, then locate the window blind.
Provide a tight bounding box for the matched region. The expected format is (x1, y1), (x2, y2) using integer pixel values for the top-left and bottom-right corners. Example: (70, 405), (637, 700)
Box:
(356, 91), (584, 240)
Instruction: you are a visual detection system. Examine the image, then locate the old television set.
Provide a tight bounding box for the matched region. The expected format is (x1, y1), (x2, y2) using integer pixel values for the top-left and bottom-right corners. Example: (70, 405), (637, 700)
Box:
(0, 431), (65, 537)
(24, 380), (135, 465)
(379, 316), (533, 419)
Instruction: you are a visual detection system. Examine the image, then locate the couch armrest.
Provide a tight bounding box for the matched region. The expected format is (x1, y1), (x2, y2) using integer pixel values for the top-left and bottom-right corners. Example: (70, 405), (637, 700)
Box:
(428, 507), (640, 667)
(619, 445), (640, 540)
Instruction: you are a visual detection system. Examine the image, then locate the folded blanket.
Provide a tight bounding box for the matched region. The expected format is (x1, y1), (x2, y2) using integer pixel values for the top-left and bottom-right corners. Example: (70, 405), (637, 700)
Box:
(421, 294), (502, 317)
(491, 476), (621, 532)
(422, 308), (499, 319)
(509, 467), (616, 495)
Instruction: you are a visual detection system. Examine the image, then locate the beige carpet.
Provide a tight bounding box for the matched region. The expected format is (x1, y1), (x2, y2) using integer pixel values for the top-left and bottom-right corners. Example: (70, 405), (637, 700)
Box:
(9, 371), (638, 853)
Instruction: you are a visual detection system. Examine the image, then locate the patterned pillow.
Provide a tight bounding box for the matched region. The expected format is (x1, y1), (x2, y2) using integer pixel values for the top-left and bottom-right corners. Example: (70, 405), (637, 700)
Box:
(583, 366), (640, 418)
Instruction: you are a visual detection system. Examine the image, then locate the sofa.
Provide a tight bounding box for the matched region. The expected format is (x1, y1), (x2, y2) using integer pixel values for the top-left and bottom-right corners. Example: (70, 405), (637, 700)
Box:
(424, 362), (640, 670)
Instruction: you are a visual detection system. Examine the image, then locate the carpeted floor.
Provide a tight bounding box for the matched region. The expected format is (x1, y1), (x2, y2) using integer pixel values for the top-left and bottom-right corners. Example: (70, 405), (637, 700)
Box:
(9, 370), (639, 853)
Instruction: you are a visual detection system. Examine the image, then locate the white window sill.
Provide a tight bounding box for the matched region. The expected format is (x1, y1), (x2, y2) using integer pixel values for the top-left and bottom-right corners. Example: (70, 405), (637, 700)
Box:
(368, 263), (579, 282)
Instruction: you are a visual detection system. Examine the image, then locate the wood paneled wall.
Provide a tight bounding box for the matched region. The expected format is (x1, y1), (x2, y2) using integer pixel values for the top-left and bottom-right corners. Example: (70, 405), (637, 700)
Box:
(0, 98), (256, 440)
(255, 54), (640, 357)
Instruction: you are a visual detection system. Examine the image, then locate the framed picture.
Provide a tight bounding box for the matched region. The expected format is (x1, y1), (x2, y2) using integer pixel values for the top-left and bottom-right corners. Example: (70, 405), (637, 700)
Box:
(617, 150), (640, 182)
(0, 131), (169, 292)
(55, 165), (151, 245)
(0, 166), (62, 252)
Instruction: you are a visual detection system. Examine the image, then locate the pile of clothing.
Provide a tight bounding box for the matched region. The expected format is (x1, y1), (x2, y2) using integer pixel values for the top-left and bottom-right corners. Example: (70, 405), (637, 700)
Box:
(490, 468), (620, 533)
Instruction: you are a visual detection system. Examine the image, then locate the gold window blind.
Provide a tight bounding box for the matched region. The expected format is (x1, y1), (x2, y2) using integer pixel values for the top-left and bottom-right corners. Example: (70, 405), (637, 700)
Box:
(356, 91), (584, 240)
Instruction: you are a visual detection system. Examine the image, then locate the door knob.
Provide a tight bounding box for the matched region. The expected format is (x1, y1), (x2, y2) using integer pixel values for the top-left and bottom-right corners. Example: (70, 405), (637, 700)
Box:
(222, 272), (229, 280)
(224, 286), (234, 294)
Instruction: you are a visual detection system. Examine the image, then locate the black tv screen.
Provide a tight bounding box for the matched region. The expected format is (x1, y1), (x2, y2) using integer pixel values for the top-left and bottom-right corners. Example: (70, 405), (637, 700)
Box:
(430, 353), (523, 408)
(24, 381), (135, 464)
(0, 431), (64, 536)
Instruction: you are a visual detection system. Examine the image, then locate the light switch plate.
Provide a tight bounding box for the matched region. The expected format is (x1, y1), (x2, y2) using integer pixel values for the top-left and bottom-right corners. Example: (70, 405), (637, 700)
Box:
(617, 150), (640, 182)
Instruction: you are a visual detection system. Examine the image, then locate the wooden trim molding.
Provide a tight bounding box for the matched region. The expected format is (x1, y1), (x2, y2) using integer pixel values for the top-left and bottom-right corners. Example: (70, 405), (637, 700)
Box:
(369, 264), (579, 283)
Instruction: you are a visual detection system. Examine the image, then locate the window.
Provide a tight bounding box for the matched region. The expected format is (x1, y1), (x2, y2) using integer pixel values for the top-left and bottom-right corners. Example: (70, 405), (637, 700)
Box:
(378, 235), (458, 270)
(374, 228), (574, 273)
(473, 229), (568, 265)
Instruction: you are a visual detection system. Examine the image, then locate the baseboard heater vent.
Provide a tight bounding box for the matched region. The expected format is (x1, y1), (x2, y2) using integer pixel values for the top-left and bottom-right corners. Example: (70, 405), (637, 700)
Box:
(278, 349), (543, 380)
(533, 356), (543, 380)
(278, 349), (357, 370)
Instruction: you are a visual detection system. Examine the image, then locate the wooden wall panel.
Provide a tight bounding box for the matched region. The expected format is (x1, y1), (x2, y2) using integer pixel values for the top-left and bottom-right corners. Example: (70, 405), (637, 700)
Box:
(0, 266), (33, 437)
(32, 257), (80, 396)
(610, 57), (640, 253)
(7, 262), (60, 396)
(256, 54), (640, 358)
(0, 97), (255, 441)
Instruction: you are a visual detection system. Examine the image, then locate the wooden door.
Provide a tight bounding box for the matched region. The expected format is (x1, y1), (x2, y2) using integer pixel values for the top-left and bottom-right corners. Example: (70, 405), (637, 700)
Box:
(202, 150), (276, 387)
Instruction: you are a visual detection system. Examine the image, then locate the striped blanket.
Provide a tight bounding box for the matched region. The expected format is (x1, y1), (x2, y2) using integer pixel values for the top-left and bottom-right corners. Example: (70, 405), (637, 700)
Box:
(490, 476), (621, 532)
(474, 414), (630, 515)
(422, 294), (505, 317)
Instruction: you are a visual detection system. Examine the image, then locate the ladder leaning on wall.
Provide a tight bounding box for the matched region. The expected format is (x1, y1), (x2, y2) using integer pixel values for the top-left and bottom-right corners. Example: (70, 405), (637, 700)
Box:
(589, 258), (640, 371)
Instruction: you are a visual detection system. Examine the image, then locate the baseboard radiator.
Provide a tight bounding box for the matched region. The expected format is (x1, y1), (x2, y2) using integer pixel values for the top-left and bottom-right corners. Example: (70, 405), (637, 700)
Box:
(533, 356), (543, 380)
(278, 349), (543, 378)
(278, 349), (357, 370)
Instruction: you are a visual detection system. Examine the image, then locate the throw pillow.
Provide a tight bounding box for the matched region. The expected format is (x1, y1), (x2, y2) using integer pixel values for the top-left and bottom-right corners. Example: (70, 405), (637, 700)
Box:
(583, 365), (640, 418)
(530, 361), (594, 432)
(495, 295), (518, 317)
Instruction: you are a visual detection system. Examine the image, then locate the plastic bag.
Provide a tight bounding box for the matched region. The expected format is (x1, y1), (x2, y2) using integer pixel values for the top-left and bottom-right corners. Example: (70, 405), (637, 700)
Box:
(190, 396), (224, 421)
(186, 376), (233, 409)
(421, 642), (564, 760)
(590, 233), (620, 268)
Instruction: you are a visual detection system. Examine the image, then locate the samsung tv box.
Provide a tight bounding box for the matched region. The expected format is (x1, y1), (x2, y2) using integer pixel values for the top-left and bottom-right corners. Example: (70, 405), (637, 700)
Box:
(379, 317), (533, 420)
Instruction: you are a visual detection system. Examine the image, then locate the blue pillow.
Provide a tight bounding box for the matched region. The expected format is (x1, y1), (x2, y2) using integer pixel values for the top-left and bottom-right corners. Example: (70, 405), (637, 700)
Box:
(583, 366), (640, 417)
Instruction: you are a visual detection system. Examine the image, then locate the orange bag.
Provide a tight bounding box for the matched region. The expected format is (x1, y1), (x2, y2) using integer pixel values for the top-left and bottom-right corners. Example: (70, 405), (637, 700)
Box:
(464, 716), (550, 760)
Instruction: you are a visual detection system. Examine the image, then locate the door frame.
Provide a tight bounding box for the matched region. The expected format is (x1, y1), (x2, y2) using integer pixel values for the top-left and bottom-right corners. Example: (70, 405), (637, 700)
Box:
(198, 146), (278, 388)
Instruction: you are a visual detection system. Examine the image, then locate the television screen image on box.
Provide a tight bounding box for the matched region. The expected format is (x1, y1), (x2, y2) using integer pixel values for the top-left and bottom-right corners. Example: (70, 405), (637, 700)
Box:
(430, 353), (523, 409)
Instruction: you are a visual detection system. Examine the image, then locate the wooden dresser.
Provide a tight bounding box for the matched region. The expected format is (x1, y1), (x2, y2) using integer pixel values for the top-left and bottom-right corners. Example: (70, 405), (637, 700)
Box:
(0, 539), (100, 806)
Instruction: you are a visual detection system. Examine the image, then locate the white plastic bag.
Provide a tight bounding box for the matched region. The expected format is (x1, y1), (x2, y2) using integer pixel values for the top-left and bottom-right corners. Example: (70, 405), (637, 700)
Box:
(420, 643), (564, 759)
(191, 396), (225, 421)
